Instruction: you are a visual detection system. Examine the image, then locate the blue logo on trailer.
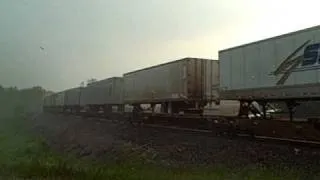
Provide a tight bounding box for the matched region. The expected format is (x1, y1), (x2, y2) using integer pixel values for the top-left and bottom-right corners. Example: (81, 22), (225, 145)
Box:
(272, 40), (320, 85)
(300, 43), (320, 68)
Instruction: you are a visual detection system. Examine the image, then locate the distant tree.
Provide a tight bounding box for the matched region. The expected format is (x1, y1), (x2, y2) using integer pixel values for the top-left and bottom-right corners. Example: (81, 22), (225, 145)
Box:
(86, 78), (97, 86)
(32, 86), (43, 90)
(80, 81), (85, 88)
(8, 86), (18, 91)
(0, 85), (3, 98)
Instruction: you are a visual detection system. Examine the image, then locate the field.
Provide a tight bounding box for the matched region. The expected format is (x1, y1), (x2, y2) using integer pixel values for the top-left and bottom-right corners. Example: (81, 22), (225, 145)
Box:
(0, 112), (318, 180)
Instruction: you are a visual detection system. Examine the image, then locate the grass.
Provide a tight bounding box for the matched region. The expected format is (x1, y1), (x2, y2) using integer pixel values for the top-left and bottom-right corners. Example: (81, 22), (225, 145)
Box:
(0, 114), (317, 179)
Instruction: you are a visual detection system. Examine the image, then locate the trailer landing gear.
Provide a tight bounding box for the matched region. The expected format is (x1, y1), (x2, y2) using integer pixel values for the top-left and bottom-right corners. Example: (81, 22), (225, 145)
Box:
(286, 100), (300, 122)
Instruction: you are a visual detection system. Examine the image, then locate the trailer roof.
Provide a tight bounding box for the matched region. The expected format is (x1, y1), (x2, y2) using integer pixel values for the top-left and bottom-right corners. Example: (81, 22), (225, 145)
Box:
(219, 24), (320, 53)
(123, 57), (217, 76)
(87, 76), (122, 86)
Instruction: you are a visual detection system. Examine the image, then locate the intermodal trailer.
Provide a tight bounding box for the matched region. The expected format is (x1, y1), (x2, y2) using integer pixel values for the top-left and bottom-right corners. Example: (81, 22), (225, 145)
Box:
(55, 92), (65, 107)
(43, 95), (54, 110)
(123, 57), (219, 113)
(80, 77), (124, 112)
(63, 87), (81, 112)
(219, 25), (320, 101)
(54, 91), (65, 112)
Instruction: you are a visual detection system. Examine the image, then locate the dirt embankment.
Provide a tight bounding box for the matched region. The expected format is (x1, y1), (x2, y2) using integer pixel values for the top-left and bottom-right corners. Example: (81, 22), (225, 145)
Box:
(31, 113), (320, 171)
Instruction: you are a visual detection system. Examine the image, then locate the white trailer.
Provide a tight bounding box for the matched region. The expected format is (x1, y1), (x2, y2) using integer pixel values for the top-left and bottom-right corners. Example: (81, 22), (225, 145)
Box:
(219, 25), (320, 101)
(80, 77), (124, 113)
(63, 87), (81, 112)
(124, 57), (219, 114)
(55, 92), (65, 107)
(219, 25), (320, 120)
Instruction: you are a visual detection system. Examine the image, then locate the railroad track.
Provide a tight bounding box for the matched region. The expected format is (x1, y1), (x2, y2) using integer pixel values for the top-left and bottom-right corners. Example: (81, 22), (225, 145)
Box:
(56, 112), (320, 148)
(135, 123), (320, 148)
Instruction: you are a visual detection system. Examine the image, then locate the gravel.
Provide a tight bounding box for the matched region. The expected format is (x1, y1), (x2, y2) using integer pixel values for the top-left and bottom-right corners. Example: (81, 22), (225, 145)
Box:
(30, 113), (320, 171)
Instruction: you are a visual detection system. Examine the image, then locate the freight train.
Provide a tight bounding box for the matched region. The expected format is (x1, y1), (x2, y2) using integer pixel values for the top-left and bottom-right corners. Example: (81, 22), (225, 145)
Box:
(43, 25), (320, 141)
(43, 58), (235, 117)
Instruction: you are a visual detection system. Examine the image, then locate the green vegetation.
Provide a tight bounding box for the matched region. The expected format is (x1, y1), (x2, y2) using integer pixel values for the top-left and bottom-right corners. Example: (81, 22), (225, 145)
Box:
(0, 86), (316, 179)
(0, 86), (46, 117)
(0, 115), (315, 180)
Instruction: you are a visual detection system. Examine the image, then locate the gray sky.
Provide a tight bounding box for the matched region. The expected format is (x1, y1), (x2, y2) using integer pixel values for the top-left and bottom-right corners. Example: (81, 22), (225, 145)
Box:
(1, 0), (319, 92)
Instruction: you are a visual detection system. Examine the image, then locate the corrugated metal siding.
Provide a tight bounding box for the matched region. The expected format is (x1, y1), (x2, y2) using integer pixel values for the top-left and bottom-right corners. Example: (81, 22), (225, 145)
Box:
(80, 77), (124, 105)
(51, 94), (57, 106)
(187, 59), (219, 101)
(43, 96), (51, 106)
(81, 83), (111, 105)
(64, 88), (80, 106)
(47, 95), (55, 106)
(186, 59), (197, 98)
(55, 92), (65, 106)
(219, 26), (320, 99)
(124, 58), (218, 104)
(124, 60), (187, 103)
(113, 78), (124, 104)
(203, 60), (219, 101)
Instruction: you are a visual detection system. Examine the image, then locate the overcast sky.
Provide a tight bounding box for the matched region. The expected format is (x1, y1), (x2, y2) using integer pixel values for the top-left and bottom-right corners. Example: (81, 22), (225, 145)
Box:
(1, 0), (320, 91)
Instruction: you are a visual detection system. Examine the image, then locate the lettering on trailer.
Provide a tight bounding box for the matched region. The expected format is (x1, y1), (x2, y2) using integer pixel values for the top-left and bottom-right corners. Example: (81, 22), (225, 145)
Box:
(272, 40), (320, 85)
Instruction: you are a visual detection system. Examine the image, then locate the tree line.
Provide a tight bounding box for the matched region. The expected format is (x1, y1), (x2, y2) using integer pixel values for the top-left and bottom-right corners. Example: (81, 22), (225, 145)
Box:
(0, 85), (49, 117)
